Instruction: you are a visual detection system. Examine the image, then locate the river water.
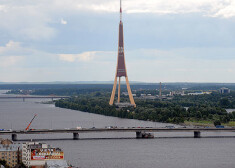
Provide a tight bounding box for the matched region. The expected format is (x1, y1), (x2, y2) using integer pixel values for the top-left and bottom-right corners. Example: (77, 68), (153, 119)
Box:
(0, 90), (235, 168)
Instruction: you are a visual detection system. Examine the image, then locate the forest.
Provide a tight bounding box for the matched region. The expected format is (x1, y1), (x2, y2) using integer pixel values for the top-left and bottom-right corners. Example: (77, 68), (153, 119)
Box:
(55, 91), (235, 125)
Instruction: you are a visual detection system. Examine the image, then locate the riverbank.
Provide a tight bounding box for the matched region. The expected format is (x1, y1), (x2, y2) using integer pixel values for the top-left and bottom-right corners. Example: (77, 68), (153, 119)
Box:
(184, 120), (235, 127)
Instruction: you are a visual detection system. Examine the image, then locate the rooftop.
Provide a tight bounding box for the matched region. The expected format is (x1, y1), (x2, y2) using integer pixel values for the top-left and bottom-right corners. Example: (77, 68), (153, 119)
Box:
(0, 143), (21, 151)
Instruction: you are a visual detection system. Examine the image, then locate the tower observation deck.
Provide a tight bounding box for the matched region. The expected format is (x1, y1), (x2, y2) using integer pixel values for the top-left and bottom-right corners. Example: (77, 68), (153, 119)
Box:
(109, 0), (136, 107)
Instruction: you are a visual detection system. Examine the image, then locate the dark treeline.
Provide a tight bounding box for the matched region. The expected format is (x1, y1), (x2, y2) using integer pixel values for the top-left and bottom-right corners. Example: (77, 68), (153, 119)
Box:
(1, 84), (114, 90)
(2, 82), (235, 91)
(31, 88), (111, 96)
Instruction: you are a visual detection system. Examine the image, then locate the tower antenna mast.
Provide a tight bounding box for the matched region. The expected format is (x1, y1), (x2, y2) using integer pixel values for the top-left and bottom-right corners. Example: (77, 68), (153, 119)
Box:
(120, 0), (122, 21)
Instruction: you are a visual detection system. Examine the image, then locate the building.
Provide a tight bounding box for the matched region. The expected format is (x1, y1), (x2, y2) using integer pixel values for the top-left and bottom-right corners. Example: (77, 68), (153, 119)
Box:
(187, 92), (211, 95)
(0, 139), (22, 167)
(115, 102), (136, 108)
(1, 139), (13, 145)
(220, 87), (230, 94)
(22, 142), (64, 168)
(122, 92), (136, 97)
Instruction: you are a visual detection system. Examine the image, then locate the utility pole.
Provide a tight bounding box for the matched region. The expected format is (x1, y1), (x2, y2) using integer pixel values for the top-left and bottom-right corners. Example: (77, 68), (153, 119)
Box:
(159, 82), (162, 100)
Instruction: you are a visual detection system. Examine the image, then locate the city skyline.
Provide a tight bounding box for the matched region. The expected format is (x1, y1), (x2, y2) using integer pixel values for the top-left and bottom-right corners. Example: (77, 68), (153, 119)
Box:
(0, 0), (235, 82)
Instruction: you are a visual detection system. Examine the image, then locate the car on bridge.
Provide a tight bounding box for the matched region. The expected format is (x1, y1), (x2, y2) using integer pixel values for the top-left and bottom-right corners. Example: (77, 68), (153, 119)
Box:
(2, 129), (12, 132)
(216, 125), (225, 128)
(105, 126), (117, 129)
(165, 126), (175, 129)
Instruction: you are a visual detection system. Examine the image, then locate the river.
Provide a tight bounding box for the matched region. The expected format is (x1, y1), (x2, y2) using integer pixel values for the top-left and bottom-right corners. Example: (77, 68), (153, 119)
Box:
(0, 90), (235, 168)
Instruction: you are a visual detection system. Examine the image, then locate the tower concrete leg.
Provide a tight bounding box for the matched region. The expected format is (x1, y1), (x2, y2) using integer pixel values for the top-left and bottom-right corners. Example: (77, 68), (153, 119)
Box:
(118, 77), (121, 103)
(125, 77), (136, 107)
(73, 133), (79, 140)
(194, 131), (201, 138)
(12, 134), (17, 141)
(109, 76), (118, 105)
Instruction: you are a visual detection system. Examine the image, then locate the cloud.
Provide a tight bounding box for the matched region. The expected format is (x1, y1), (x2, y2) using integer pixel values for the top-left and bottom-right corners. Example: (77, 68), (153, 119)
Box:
(0, 56), (24, 67)
(0, 1), (234, 82)
(58, 51), (115, 62)
(58, 52), (96, 62)
(0, 2), (56, 41)
(73, 0), (235, 18)
(0, 0), (233, 48)
(126, 48), (235, 60)
(61, 18), (67, 25)
(212, 1), (235, 18)
(0, 5), (7, 12)
(125, 48), (235, 83)
(0, 44), (235, 82)
(0, 41), (34, 56)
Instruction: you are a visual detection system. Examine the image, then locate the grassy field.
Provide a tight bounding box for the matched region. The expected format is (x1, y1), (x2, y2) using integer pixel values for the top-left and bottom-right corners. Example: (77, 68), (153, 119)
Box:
(224, 121), (235, 127)
(184, 120), (214, 127)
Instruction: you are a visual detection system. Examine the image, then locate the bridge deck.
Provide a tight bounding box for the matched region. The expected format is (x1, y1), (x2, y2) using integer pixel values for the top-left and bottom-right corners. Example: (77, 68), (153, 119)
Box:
(1, 127), (235, 135)
(0, 96), (69, 99)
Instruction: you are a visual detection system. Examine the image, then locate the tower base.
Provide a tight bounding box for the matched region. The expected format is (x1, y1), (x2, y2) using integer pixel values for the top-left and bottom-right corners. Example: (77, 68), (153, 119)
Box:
(115, 102), (135, 108)
(109, 76), (136, 107)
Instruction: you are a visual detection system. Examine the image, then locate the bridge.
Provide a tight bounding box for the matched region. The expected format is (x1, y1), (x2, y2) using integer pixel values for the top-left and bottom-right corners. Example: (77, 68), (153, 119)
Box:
(0, 96), (69, 101)
(1, 127), (235, 141)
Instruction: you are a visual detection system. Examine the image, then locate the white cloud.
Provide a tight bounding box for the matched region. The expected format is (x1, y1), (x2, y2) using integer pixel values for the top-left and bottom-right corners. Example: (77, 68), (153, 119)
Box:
(0, 56), (24, 67)
(0, 0), (233, 44)
(5, 41), (20, 48)
(0, 41), (21, 53)
(212, 1), (235, 18)
(61, 18), (67, 25)
(59, 52), (96, 62)
(0, 41), (33, 56)
(58, 51), (115, 62)
(0, 3), (56, 41)
(73, 0), (235, 18)
(0, 5), (7, 12)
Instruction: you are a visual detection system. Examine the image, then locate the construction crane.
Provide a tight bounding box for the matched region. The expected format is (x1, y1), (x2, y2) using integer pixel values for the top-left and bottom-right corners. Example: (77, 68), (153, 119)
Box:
(25, 114), (37, 131)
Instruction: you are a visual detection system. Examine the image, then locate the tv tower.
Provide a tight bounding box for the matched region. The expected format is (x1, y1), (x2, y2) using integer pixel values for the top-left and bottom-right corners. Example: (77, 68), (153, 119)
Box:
(109, 0), (136, 107)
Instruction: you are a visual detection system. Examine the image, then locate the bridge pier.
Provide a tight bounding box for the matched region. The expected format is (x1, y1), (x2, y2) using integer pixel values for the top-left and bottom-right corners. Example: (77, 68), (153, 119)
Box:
(73, 133), (79, 140)
(136, 131), (154, 138)
(12, 134), (17, 141)
(194, 131), (201, 138)
(136, 131), (143, 138)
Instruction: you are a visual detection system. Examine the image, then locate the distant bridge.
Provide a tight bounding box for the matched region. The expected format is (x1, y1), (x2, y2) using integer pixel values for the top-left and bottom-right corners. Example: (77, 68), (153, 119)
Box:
(0, 96), (70, 101)
(1, 127), (235, 140)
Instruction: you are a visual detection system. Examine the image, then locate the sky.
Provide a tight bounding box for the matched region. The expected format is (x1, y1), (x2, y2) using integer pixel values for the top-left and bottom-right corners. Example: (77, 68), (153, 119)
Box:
(0, 0), (235, 83)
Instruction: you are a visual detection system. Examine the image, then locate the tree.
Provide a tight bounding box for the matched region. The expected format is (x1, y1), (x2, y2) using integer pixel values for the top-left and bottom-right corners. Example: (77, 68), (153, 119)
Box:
(219, 98), (230, 107)
(0, 159), (10, 168)
(214, 120), (221, 126)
